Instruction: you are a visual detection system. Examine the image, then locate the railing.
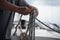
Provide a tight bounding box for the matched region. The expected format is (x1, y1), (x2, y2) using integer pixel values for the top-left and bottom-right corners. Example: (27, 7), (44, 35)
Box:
(35, 18), (60, 34)
(28, 9), (36, 40)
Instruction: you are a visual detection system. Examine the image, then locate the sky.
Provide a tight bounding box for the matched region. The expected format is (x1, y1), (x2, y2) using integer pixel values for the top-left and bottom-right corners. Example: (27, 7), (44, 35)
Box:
(14, 0), (60, 25)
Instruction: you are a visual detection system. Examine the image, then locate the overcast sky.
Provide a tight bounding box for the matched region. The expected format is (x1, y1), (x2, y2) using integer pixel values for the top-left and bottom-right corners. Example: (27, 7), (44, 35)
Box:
(14, 0), (60, 25)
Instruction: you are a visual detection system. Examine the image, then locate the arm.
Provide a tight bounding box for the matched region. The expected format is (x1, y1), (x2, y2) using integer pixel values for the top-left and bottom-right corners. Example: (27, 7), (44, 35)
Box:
(0, 0), (38, 15)
(0, 0), (19, 12)
(0, 0), (33, 15)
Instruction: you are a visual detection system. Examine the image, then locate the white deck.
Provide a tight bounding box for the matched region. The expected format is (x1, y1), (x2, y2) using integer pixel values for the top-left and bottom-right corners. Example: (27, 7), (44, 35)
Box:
(11, 28), (60, 39)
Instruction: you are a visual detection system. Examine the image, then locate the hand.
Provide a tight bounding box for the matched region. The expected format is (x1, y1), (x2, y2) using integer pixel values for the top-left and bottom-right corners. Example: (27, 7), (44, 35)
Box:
(18, 6), (33, 15)
(30, 6), (38, 16)
(17, 6), (38, 16)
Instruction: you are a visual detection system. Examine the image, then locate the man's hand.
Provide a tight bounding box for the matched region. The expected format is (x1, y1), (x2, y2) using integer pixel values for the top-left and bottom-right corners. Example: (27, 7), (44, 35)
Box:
(17, 6), (38, 16)
(33, 7), (38, 16)
(18, 6), (33, 15)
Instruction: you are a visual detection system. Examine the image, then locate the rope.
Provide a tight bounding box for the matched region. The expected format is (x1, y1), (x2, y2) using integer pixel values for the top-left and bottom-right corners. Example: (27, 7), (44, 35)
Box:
(13, 15), (23, 36)
(35, 18), (60, 34)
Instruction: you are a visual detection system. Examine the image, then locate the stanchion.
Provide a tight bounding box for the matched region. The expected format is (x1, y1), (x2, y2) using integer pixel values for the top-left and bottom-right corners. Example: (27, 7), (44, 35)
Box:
(28, 9), (36, 40)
